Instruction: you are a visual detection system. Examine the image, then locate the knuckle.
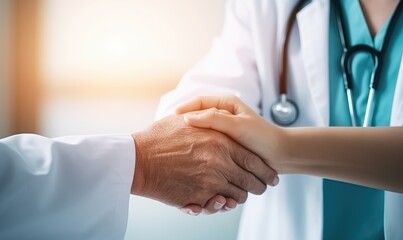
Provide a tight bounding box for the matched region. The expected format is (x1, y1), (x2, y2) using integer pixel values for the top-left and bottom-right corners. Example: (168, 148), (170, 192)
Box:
(212, 108), (220, 116)
(206, 108), (219, 121)
(227, 95), (239, 103)
(243, 156), (257, 172)
(207, 107), (217, 113)
(239, 174), (254, 190)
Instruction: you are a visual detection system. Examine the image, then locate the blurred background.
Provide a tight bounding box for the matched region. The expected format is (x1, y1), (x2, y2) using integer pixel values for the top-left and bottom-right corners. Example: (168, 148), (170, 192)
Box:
(0, 0), (243, 239)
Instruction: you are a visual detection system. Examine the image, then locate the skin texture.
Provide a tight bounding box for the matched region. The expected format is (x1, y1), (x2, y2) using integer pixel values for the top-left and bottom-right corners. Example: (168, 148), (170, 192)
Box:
(177, 96), (403, 193)
(360, 0), (399, 36)
(130, 114), (278, 215)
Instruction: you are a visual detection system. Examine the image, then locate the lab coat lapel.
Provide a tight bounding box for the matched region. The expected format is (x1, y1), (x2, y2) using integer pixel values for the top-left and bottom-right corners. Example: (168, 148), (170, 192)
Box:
(390, 54), (403, 126)
(297, 0), (330, 126)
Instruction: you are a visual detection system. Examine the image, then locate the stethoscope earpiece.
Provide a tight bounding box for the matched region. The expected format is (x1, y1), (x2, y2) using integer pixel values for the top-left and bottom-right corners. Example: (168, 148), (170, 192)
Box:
(271, 94), (299, 126)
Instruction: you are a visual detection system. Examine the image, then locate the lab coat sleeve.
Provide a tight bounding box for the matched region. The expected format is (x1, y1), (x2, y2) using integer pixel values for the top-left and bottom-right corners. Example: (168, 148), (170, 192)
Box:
(0, 134), (135, 240)
(156, 0), (261, 119)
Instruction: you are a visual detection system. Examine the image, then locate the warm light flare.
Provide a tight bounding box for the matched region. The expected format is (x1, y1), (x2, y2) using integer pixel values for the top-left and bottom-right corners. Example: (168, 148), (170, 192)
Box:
(39, 0), (224, 84)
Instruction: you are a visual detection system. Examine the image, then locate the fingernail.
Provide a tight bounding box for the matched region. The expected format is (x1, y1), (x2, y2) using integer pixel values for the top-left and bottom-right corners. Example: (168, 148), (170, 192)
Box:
(224, 206), (235, 211)
(181, 208), (199, 216)
(272, 176), (279, 186)
(213, 201), (225, 210)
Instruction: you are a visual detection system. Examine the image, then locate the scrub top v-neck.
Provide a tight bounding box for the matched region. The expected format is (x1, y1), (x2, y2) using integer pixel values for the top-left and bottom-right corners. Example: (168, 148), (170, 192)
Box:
(325, 0), (403, 239)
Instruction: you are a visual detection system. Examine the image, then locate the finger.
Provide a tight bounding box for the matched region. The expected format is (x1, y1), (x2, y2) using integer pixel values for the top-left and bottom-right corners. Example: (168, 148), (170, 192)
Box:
(201, 195), (227, 215)
(185, 110), (278, 187)
(223, 198), (237, 211)
(183, 108), (242, 140)
(180, 205), (202, 216)
(176, 95), (248, 115)
(227, 164), (267, 195)
(231, 144), (279, 187)
(221, 184), (249, 204)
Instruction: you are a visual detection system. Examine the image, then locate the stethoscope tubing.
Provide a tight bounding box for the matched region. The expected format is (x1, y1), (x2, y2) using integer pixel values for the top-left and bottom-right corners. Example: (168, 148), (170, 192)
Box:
(272, 0), (402, 127)
(340, 45), (380, 127)
(279, 0), (312, 94)
(332, 0), (402, 127)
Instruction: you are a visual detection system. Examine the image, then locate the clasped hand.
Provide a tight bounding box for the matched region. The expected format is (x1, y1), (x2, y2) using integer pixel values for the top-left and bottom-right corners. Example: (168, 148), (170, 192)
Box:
(132, 96), (284, 215)
(176, 95), (288, 214)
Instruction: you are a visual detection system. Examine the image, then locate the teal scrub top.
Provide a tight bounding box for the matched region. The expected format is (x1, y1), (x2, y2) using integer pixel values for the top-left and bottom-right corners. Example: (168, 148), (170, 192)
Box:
(324, 0), (403, 239)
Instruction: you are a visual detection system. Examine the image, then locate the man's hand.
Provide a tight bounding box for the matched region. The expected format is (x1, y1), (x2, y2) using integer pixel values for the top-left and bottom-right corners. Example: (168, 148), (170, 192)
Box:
(131, 114), (278, 214)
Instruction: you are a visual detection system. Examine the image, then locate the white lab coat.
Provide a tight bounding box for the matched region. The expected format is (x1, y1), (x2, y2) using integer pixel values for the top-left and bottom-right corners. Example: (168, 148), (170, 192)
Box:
(156, 0), (403, 239)
(0, 134), (134, 240)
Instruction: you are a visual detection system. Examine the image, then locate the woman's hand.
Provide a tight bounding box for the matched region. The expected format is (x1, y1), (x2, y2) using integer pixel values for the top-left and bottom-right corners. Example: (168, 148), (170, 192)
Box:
(153, 97), (285, 215)
(176, 95), (289, 174)
(178, 96), (403, 194)
(176, 95), (285, 215)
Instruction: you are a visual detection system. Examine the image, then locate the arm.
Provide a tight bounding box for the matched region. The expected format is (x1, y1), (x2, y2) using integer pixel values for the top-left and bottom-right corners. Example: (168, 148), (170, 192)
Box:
(0, 114), (277, 238)
(0, 134), (134, 239)
(285, 127), (403, 192)
(177, 95), (403, 193)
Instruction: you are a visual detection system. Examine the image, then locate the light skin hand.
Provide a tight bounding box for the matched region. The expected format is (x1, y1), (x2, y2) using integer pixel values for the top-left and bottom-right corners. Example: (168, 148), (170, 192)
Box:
(177, 95), (403, 193)
(130, 114), (278, 215)
(176, 96), (282, 214)
(176, 95), (288, 173)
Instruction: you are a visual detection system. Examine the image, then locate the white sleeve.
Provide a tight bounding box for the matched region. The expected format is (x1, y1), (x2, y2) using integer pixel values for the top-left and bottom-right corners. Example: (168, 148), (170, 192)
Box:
(156, 0), (261, 119)
(0, 134), (135, 240)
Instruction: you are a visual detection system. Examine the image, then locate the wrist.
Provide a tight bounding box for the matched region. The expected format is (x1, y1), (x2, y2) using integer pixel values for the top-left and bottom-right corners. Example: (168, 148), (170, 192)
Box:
(131, 131), (152, 196)
(277, 127), (313, 175)
(267, 126), (293, 174)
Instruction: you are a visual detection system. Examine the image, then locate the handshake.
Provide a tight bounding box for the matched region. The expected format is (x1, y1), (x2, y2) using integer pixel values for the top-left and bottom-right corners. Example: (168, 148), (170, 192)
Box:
(131, 96), (286, 215)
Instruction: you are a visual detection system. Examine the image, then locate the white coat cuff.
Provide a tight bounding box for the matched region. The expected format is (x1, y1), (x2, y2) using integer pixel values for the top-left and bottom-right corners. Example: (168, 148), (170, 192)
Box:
(106, 134), (135, 239)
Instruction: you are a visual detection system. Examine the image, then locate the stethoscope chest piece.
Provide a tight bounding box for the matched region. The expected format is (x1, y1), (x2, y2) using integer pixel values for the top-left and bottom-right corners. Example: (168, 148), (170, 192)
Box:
(271, 94), (299, 126)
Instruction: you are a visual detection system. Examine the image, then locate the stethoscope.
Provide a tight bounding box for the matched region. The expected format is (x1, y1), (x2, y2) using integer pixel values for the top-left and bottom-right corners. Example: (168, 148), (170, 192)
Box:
(271, 0), (403, 127)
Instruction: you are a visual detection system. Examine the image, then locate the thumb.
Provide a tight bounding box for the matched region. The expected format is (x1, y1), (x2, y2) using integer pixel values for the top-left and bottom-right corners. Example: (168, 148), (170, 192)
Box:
(183, 109), (237, 138)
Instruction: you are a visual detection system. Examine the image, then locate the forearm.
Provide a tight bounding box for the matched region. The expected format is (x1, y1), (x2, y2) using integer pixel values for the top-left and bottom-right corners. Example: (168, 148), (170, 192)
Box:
(0, 134), (134, 239)
(281, 127), (403, 192)
(176, 96), (403, 192)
